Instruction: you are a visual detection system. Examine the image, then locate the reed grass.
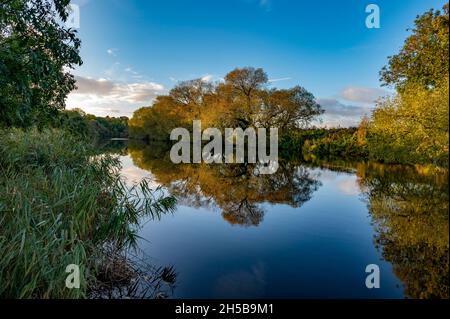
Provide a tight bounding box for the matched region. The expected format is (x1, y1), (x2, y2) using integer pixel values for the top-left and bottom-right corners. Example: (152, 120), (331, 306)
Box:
(0, 128), (176, 298)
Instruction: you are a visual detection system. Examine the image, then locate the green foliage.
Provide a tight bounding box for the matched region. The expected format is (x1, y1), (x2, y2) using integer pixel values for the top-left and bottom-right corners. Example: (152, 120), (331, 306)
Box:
(299, 127), (369, 161)
(0, 128), (175, 298)
(380, 3), (449, 92)
(53, 108), (129, 139)
(368, 2), (449, 167)
(0, 0), (82, 127)
(90, 115), (128, 139)
(368, 79), (449, 167)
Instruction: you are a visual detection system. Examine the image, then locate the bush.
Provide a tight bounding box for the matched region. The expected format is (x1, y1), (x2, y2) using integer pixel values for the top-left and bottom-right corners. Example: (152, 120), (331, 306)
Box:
(300, 127), (368, 161)
(368, 80), (449, 167)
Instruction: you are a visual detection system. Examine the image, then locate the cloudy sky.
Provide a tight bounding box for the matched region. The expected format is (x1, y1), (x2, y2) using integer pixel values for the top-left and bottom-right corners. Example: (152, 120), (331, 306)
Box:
(67, 0), (446, 127)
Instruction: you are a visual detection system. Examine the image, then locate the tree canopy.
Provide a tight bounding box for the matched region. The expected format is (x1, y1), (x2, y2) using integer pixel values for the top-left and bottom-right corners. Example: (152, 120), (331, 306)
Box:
(0, 0), (82, 127)
(367, 3), (449, 167)
(380, 3), (449, 92)
(55, 108), (129, 139)
(129, 67), (323, 140)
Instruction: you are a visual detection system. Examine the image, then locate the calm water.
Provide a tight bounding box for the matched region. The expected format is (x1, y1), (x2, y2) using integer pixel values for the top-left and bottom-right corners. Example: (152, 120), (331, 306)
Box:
(104, 140), (449, 299)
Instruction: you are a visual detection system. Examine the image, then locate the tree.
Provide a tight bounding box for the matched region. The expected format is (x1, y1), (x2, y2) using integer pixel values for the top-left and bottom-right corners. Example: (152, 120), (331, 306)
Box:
(368, 80), (449, 166)
(54, 108), (129, 139)
(368, 3), (449, 166)
(128, 95), (186, 141)
(169, 78), (214, 120)
(128, 67), (323, 140)
(222, 67), (268, 128)
(380, 3), (449, 92)
(356, 115), (369, 147)
(57, 108), (89, 137)
(0, 0), (82, 127)
(259, 86), (323, 132)
(224, 67), (268, 104)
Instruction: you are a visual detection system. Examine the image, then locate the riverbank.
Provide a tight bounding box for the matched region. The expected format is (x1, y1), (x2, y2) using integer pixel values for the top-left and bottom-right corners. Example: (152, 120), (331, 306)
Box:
(0, 128), (175, 298)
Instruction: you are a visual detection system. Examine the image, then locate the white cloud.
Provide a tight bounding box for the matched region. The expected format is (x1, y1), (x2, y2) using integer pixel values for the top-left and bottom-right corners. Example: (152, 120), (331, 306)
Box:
(67, 76), (165, 117)
(337, 178), (360, 196)
(73, 77), (116, 95)
(170, 74), (221, 83)
(125, 67), (140, 75)
(268, 77), (291, 83)
(315, 98), (373, 128)
(317, 98), (369, 117)
(104, 62), (121, 78)
(201, 74), (214, 82)
(340, 86), (387, 104)
(312, 86), (390, 127)
(106, 48), (118, 57)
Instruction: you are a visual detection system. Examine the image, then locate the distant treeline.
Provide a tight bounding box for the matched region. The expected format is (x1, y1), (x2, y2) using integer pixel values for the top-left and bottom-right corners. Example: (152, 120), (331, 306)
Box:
(54, 108), (129, 139)
(280, 125), (369, 161)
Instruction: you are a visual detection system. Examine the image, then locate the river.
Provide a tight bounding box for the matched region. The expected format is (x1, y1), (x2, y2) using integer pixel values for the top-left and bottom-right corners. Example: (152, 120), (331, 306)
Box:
(101, 139), (449, 299)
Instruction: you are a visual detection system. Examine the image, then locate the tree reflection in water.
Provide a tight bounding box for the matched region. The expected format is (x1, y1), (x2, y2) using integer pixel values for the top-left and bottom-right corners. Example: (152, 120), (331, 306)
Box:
(120, 140), (448, 299)
(356, 163), (449, 299)
(128, 140), (321, 227)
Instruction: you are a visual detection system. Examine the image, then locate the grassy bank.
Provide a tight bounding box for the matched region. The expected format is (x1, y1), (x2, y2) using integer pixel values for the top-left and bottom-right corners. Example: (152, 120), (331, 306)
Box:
(0, 128), (175, 298)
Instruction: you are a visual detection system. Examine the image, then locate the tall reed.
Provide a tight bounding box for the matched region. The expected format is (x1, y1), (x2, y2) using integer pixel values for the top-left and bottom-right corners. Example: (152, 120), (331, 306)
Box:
(0, 128), (176, 298)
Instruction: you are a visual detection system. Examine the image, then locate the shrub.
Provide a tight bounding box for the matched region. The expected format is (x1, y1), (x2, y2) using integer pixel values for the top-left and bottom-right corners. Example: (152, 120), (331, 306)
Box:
(368, 80), (449, 167)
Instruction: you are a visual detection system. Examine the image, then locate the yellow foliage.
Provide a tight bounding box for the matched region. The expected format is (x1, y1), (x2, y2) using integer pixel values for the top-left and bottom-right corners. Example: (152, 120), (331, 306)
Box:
(368, 79), (449, 166)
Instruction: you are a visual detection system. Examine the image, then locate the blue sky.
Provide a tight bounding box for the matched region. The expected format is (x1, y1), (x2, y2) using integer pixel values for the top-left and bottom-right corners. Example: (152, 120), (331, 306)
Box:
(67, 0), (447, 126)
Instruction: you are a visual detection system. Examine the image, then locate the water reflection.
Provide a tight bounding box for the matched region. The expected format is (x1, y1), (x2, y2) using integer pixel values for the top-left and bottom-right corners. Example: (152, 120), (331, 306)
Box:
(127, 140), (321, 227)
(101, 140), (448, 298)
(213, 262), (267, 298)
(357, 163), (449, 299)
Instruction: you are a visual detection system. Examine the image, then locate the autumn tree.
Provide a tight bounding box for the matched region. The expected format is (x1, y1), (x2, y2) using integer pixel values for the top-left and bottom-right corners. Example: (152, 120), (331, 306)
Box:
(380, 3), (449, 92)
(368, 3), (449, 166)
(170, 78), (214, 120)
(220, 67), (268, 128)
(128, 67), (323, 140)
(259, 86), (323, 132)
(224, 67), (267, 105)
(368, 81), (449, 166)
